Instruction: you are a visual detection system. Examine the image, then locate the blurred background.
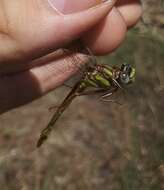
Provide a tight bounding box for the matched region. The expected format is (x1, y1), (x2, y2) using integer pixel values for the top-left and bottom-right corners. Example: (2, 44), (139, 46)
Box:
(0, 1), (164, 189)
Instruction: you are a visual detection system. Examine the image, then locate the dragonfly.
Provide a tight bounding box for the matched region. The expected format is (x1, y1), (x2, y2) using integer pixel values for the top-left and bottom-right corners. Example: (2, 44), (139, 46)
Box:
(37, 45), (135, 147)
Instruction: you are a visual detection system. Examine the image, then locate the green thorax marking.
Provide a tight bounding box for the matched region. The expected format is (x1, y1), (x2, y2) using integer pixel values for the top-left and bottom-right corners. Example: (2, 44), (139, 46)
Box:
(81, 65), (114, 89)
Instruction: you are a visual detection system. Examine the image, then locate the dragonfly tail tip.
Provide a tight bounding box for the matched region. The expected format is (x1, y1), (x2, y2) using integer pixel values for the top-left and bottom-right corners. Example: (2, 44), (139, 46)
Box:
(36, 136), (47, 148)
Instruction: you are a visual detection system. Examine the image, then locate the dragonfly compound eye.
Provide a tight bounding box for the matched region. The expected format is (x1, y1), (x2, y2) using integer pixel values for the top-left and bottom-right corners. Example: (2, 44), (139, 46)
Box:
(120, 73), (130, 84)
(119, 64), (135, 84)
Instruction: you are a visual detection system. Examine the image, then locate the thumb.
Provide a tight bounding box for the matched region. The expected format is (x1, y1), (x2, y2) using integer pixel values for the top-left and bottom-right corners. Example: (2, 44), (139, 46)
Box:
(44, 0), (117, 47)
(0, 0), (116, 64)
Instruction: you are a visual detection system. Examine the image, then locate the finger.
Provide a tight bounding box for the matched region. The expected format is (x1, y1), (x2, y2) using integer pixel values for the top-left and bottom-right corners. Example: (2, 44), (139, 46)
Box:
(0, 53), (89, 113)
(48, 0), (105, 14)
(81, 0), (142, 54)
(0, 49), (76, 75)
(0, 0), (117, 65)
(82, 7), (127, 54)
(116, 0), (142, 27)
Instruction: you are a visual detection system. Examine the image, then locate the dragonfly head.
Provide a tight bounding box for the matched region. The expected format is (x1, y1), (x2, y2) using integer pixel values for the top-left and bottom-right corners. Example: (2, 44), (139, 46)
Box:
(119, 63), (135, 84)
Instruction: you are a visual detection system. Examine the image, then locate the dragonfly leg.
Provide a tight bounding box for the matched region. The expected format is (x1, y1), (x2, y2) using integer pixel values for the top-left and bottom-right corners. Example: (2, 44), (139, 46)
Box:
(112, 78), (124, 90)
(101, 92), (113, 98)
(99, 87), (122, 105)
(101, 87), (118, 97)
(100, 91), (122, 105)
(100, 98), (122, 105)
(77, 87), (122, 105)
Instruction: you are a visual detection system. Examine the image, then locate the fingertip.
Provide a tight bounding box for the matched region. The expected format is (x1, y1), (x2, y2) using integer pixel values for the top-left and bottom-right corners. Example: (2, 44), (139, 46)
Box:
(59, 0), (117, 44)
(116, 0), (143, 27)
(82, 7), (127, 55)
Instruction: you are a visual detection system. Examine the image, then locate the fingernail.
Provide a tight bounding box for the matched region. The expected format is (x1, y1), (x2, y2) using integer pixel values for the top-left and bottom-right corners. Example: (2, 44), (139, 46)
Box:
(48, 0), (116, 14)
(89, 0), (116, 10)
(47, 0), (65, 14)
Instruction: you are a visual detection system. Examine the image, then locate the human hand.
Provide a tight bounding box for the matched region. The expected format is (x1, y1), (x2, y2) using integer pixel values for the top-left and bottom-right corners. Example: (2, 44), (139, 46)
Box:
(0, 0), (142, 113)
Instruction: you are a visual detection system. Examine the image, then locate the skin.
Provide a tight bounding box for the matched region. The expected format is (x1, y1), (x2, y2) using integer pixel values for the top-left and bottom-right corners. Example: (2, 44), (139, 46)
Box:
(0, 0), (142, 113)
